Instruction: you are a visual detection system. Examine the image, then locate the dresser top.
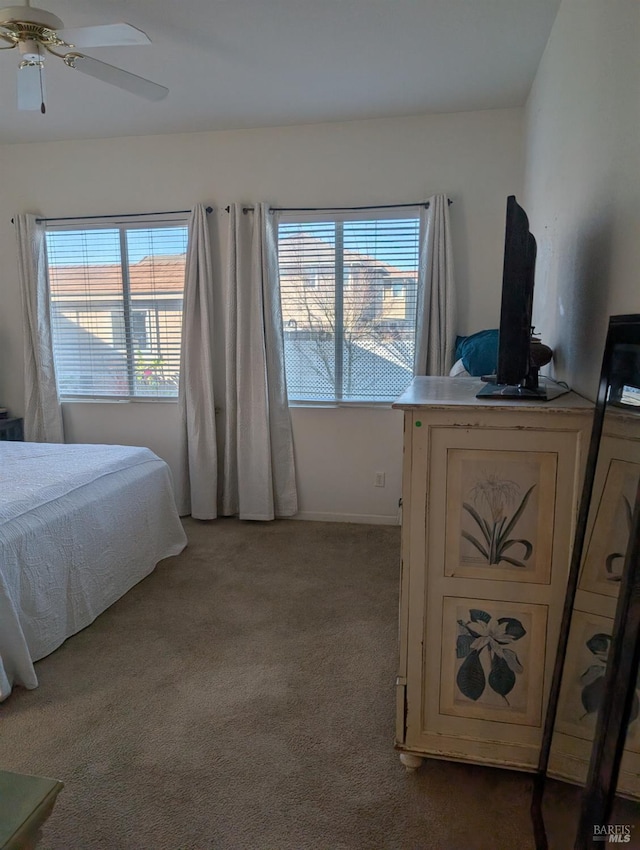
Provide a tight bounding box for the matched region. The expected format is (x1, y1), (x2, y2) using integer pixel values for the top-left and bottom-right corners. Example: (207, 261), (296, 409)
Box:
(392, 377), (593, 411)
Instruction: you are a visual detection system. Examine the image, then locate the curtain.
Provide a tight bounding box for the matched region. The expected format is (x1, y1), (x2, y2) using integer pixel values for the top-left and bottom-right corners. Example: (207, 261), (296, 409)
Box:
(414, 194), (456, 376)
(177, 204), (218, 519)
(224, 203), (298, 520)
(14, 213), (64, 443)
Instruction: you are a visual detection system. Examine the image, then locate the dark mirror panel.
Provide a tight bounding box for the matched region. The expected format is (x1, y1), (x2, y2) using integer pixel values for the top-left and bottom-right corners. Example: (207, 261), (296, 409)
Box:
(609, 342), (640, 408)
(533, 315), (640, 850)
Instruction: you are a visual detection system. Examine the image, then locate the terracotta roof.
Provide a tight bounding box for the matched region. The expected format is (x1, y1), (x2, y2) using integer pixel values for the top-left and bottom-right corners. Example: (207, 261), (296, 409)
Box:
(49, 255), (186, 295)
(49, 238), (416, 297)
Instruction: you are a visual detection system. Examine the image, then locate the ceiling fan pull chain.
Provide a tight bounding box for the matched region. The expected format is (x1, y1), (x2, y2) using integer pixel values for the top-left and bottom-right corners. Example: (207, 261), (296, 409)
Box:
(38, 56), (44, 112)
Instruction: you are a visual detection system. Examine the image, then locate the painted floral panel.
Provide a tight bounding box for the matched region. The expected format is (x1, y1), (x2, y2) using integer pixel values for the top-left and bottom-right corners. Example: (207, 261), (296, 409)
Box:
(440, 597), (548, 727)
(579, 458), (640, 597)
(556, 610), (640, 754)
(444, 449), (557, 584)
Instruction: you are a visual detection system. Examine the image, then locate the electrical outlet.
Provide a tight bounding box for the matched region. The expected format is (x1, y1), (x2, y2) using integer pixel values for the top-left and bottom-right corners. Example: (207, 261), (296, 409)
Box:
(375, 471), (386, 488)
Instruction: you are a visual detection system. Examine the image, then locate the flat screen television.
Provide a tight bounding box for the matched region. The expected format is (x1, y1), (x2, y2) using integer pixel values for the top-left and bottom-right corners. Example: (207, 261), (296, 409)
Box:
(477, 195), (557, 400)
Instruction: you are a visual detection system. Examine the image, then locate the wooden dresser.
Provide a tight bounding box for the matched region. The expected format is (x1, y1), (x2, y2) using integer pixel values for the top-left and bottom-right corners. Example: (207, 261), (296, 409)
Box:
(392, 377), (593, 772)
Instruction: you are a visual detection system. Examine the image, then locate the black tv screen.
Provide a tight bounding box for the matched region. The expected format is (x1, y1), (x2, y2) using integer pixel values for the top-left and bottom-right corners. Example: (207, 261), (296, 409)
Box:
(477, 196), (552, 400)
(496, 196), (536, 385)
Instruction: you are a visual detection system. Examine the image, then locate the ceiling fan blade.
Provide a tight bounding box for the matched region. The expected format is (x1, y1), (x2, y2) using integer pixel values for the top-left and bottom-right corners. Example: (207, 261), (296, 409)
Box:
(17, 63), (45, 111)
(67, 54), (168, 101)
(55, 23), (151, 48)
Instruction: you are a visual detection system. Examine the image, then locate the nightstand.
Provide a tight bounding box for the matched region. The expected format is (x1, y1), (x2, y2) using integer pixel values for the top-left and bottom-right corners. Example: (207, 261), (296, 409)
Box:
(0, 771), (63, 850)
(0, 418), (24, 441)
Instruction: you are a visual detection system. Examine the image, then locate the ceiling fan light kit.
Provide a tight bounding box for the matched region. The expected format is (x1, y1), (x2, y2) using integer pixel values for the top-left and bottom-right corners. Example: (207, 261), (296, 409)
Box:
(0, 0), (168, 112)
(18, 37), (43, 62)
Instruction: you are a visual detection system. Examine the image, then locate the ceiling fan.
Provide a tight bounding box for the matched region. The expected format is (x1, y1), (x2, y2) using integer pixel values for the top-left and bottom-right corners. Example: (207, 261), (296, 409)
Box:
(0, 0), (168, 113)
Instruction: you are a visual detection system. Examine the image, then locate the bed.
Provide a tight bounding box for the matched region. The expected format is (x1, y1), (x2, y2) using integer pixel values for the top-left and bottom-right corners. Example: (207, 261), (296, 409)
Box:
(0, 441), (187, 701)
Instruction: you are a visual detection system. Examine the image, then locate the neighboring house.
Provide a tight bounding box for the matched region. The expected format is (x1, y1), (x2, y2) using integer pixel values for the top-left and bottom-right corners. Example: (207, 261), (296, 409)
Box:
(49, 254), (184, 397)
(279, 232), (416, 333)
(278, 232), (418, 400)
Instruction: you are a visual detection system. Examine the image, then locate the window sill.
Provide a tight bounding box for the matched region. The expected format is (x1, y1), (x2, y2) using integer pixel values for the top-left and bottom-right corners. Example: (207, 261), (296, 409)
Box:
(288, 400), (395, 410)
(61, 397), (179, 404)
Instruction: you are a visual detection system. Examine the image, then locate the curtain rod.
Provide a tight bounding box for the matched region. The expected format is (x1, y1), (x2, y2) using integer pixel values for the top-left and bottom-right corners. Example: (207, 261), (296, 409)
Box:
(11, 207), (213, 225)
(225, 199), (452, 214)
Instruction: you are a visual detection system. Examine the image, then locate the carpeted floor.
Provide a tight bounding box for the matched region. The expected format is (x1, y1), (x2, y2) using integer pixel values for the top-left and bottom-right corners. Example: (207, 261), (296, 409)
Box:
(1, 518), (638, 850)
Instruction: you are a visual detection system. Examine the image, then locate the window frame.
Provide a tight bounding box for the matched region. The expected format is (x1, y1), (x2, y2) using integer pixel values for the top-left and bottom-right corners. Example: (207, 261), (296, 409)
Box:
(45, 215), (189, 402)
(277, 208), (422, 406)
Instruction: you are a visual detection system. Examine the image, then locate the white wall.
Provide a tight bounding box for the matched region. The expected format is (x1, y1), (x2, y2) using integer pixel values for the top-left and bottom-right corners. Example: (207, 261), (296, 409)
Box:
(523, 0), (640, 399)
(0, 109), (523, 522)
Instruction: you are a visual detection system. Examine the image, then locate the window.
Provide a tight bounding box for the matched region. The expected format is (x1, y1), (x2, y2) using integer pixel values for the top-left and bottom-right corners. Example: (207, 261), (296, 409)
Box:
(131, 310), (150, 350)
(46, 222), (188, 399)
(278, 214), (420, 402)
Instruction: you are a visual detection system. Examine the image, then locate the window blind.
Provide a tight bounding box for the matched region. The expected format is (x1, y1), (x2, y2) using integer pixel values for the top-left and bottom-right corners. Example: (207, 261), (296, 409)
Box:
(46, 222), (188, 399)
(278, 214), (420, 402)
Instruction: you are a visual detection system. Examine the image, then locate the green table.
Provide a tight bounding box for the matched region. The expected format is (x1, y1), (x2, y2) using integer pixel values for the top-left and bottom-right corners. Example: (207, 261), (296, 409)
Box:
(0, 771), (63, 850)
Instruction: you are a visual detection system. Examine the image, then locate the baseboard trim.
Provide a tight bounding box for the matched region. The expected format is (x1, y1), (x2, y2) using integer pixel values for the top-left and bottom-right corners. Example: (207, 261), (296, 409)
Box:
(291, 511), (400, 526)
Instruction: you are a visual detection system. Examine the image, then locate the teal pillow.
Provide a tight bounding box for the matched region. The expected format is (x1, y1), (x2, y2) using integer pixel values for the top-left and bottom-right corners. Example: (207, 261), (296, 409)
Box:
(456, 329), (499, 376)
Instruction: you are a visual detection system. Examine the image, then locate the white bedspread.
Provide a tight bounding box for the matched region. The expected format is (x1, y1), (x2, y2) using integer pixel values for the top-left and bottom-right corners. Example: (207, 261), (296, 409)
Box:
(0, 442), (187, 701)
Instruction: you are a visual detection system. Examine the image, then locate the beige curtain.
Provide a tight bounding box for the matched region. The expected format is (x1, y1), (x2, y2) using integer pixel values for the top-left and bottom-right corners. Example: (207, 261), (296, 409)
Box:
(14, 213), (64, 443)
(177, 203), (218, 519)
(414, 194), (457, 376)
(224, 203), (298, 520)
(178, 202), (297, 521)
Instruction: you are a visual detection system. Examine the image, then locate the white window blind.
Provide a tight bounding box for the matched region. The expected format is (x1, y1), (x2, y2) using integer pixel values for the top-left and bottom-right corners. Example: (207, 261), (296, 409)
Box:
(278, 213), (420, 402)
(46, 221), (188, 399)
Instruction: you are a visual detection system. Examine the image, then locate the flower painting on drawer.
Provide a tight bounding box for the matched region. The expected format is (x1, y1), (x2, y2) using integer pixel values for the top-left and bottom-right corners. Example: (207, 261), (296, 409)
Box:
(577, 633), (640, 723)
(440, 597), (548, 727)
(455, 608), (526, 704)
(444, 449), (558, 584)
(579, 456), (640, 597)
(463, 475), (535, 568)
(556, 611), (640, 754)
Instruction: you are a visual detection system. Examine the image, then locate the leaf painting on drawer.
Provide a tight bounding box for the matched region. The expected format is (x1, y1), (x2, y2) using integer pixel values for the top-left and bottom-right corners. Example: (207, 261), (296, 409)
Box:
(579, 459), (640, 596)
(456, 609), (526, 705)
(579, 632), (640, 724)
(462, 473), (535, 568)
(443, 598), (546, 726)
(605, 494), (633, 582)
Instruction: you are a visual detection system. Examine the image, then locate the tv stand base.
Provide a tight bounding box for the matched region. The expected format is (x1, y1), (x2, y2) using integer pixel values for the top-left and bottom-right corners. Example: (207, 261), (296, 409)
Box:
(476, 376), (570, 401)
(476, 382), (549, 400)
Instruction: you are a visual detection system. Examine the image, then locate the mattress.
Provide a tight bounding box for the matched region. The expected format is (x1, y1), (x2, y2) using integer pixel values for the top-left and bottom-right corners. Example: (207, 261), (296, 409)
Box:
(0, 442), (187, 701)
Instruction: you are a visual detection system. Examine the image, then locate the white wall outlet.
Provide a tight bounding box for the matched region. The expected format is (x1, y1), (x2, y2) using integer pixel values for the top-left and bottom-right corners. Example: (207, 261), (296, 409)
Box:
(374, 471), (386, 487)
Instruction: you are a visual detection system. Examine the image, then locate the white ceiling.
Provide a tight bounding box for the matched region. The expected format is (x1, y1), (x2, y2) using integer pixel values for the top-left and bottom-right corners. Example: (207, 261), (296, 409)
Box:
(0, 0), (561, 145)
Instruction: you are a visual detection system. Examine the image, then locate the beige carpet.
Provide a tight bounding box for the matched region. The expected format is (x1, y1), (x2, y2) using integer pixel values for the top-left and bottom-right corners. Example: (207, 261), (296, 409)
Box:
(1, 518), (638, 850)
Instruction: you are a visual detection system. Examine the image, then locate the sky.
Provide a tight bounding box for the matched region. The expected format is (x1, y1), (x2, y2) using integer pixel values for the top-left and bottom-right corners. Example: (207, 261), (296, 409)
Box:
(46, 218), (420, 271)
(279, 219), (420, 272)
(46, 226), (188, 266)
